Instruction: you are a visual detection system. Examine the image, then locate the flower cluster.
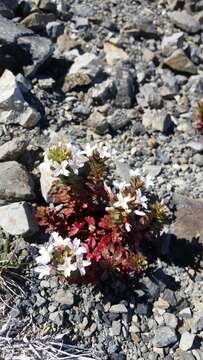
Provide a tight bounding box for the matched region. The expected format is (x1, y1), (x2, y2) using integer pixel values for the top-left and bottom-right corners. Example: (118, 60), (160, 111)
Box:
(195, 100), (203, 134)
(35, 141), (168, 281)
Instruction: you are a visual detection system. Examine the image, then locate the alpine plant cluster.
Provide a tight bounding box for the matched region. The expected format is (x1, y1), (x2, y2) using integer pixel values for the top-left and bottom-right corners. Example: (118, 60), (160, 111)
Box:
(35, 141), (168, 282)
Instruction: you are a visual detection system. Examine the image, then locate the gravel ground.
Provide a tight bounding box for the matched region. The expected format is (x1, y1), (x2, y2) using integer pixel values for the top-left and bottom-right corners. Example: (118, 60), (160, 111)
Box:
(0, 0), (203, 359)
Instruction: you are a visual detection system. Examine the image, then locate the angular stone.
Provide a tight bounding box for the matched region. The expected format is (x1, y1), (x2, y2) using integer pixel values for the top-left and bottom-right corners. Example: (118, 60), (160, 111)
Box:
(91, 79), (116, 105)
(138, 83), (162, 109)
(86, 110), (109, 135)
(0, 202), (39, 236)
(0, 138), (27, 161)
(179, 332), (195, 351)
(69, 52), (97, 75)
(169, 11), (200, 34)
(161, 32), (184, 57)
(172, 194), (203, 243)
(108, 109), (130, 131)
(109, 304), (128, 313)
(0, 161), (35, 203)
(17, 35), (53, 77)
(104, 42), (128, 66)
(123, 18), (158, 39)
(53, 289), (75, 306)
(193, 154), (203, 167)
(0, 70), (40, 128)
(110, 320), (121, 336)
(62, 73), (91, 92)
(0, 14), (32, 44)
(142, 109), (174, 133)
(163, 313), (178, 329)
(164, 49), (197, 75)
(153, 326), (178, 347)
(21, 12), (55, 31)
(112, 63), (135, 108)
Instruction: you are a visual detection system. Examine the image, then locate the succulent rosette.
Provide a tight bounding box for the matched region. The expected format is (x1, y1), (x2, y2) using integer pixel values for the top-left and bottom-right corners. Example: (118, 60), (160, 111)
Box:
(35, 141), (168, 282)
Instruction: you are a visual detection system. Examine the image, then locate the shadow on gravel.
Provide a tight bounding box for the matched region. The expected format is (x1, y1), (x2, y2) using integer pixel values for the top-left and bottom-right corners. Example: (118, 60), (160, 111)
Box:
(163, 234), (203, 273)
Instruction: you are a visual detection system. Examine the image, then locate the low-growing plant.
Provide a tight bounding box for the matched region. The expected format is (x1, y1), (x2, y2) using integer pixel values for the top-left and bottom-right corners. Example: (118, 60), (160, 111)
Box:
(195, 99), (203, 134)
(35, 141), (168, 282)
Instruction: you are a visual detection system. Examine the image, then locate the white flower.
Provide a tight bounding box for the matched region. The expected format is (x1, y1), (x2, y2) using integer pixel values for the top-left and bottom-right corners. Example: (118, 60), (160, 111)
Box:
(75, 254), (91, 276)
(52, 160), (70, 177)
(68, 148), (88, 174)
(66, 237), (87, 257)
(125, 222), (132, 232)
(35, 265), (51, 279)
(135, 189), (148, 209)
(113, 192), (134, 213)
(57, 256), (77, 277)
(36, 245), (53, 265)
(52, 232), (70, 247)
(134, 209), (146, 216)
(144, 175), (154, 190)
(113, 180), (130, 191)
(84, 142), (116, 159)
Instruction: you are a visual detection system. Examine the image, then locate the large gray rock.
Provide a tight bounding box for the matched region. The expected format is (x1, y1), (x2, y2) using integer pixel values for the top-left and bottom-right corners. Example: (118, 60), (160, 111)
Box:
(153, 326), (178, 347)
(142, 109), (174, 133)
(0, 138), (27, 161)
(0, 15), (53, 76)
(0, 70), (40, 128)
(86, 110), (109, 135)
(164, 49), (197, 75)
(0, 161), (35, 203)
(112, 63), (135, 108)
(169, 11), (201, 34)
(161, 32), (184, 57)
(17, 35), (53, 77)
(179, 332), (195, 351)
(0, 14), (32, 44)
(0, 201), (39, 236)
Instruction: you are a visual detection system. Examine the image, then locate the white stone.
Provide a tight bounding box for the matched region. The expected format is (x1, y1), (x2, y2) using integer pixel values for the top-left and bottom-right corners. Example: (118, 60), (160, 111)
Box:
(161, 32), (184, 57)
(179, 332), (195, 351)
(69, 53), (97, 74)
(0, 202), (39, 236)
(0, 70), (40, 128)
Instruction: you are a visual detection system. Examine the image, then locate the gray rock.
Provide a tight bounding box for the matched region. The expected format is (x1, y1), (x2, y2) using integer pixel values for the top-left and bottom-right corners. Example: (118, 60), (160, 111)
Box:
(193, 154), (203, 167)
(111, 320), (121, 336)
(54, 289), (75, 306)
(62, 73), (92, 93)
(0, 161), (35, 203)
(0, 202), (39, 236)
(179, 307), (192, 319)
(142, 109), (174, 133)
(108, 110), (130, 131)
(0, 138), (27, 161)
(0, 14), (32, 44)
(179, 332), (195, 351)
(46, 21), (64, 39)
(21, 12), (55, 31)
(69, 52), (98, 75)
(17, 35), (53, 77)
(169, 11), (201, 34)
(153, 326), (178, 347)
(109, 304), (128, 313)
(161, 32), (184, 57)
(84, 323), (97, 337)
(164, 49), (197, 75)
(187, 141), (203, 153)
(49, 310), (64, 326)
(0, 70), (40, 128)
(91, 79), (116, 105)
(104, 42), (129, 66)
(112, 63), (135, 109)
(138, 83), (162, 109)
(0, 0), (14, 19)
(194, 316), (203, 333)
(86, 110), (109, 135)
(163, 313), (178, 329)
